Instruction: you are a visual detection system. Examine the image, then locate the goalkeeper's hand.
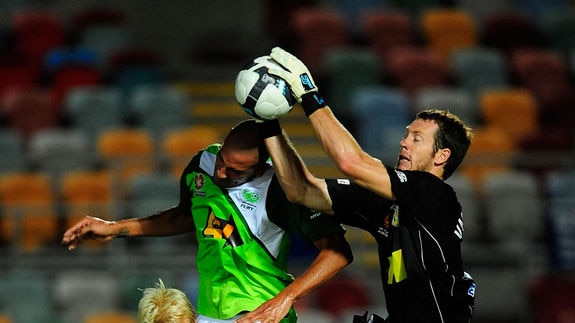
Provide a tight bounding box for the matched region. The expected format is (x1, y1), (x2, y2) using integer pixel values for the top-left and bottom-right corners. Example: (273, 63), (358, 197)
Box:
(268, 47), (327, 116)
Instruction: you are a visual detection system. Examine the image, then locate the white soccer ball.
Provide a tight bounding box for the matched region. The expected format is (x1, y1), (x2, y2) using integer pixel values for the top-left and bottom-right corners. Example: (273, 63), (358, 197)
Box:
(235, 55), (297, 120)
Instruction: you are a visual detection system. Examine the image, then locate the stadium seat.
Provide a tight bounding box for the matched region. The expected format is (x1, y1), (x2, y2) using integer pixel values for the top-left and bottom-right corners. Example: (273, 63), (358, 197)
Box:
(322, 47), (381, 125)
(544, 170), (575, 199)
(480, 12), (545, 54)
(0, 129), (28, 175)
(420, 8), (478, 63)
(289, 7), (349, 73)
(128, 84), (193, 138)
(509, 49), (575, 147)
(51, 65), (102, 110)
(96, 127), (156, 193)
(44, 47), (98, 71)
(479, 88), (540, 143)
(0, 87), (60, 138)
(0, 61), (39, 96)
(449, 47), (509, 96)
(350, 85), (411, 165)
(0, 313), (12, 323)
(162, 125), (222, 176)
(456, 0), (517, 23)
(510, 49), (571, 104)
(481, 170), (545, 257)
(458, 125), (516, 185)
(329, 0), (387, 37)
(445, 173), (482, 243)
(0, 270), (57, 323)
(385, 47), (449, 94)
(64, 85), (125, 140)
(12, 10), (66, 67)
(27, 128), (94, 180)
(109, 49), (164, 96)
(60, 170), (115, 249)
(530, 273), (575, 323)
(0, 172), (58, 251)
(413, 86), (479, 126)
(80, 25), (130, 68)
(547, 197), (575, 270)
(54, 270), (120, 323)
(361, 10), (415, 64)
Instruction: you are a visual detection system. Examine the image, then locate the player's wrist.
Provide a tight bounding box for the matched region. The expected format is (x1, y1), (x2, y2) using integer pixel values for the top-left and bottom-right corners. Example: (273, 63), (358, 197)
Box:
(257, 119), (282, 139)
(301, 92), (327, 117)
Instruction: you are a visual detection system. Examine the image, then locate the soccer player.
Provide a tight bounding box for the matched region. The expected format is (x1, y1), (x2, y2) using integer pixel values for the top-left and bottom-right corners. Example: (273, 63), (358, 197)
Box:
(241, 47), (476, 323)
(62, 119), (353, 323)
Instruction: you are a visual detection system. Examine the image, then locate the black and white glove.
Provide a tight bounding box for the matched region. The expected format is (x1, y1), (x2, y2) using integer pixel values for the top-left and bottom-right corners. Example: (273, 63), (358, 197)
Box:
(268, 47), (327, 116)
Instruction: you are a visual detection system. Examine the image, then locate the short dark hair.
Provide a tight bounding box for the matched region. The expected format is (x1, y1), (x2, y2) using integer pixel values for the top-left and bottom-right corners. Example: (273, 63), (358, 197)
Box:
(416, 109), (473, 179)
(225, 119), (270, 168)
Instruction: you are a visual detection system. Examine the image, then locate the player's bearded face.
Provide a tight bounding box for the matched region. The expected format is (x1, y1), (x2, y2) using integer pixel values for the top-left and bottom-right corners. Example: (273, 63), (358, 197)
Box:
(396, 119), (439, 173)
(213, 149), (258, 188)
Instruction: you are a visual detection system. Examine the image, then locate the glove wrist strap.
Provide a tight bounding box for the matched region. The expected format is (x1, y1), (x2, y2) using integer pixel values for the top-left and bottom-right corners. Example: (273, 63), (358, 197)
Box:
(257, 119), (282, 139)
(301, 92), (327, 117)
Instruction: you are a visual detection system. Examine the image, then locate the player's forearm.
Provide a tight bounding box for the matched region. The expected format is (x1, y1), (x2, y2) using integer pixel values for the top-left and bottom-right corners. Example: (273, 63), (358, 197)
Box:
(116, 206), (191, 237)
(308, 107), (367, 176)
(265, 133), (310, 202)
(281, 245), (352, 302)
(265, 132), (333, 213)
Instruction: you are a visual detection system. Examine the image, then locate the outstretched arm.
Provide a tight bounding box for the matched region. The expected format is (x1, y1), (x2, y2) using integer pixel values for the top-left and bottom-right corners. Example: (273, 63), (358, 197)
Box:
(61, 206), (194, 250)
(269, 47), (394, 200)
(236, 233), (353, 323)
(259, 120), (333, 214)
(307, 108), (395, 200)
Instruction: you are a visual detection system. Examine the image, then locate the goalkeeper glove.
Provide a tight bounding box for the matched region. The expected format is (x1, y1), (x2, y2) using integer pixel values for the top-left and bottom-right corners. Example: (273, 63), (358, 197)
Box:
(268, 47), (327, 116)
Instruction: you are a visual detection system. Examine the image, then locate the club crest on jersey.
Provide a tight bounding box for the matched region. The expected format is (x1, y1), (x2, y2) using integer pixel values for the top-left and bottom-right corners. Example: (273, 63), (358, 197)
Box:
(242, 189), (259, 203)
(194, 173), (206, 197)
(239, 189), (259, 211)
(391, 204), (400, 227)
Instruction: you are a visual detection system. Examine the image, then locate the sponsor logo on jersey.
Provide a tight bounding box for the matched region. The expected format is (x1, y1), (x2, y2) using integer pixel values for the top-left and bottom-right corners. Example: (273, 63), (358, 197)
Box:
(337, 178), (350, 185)
(203, 213), (244, 248)
(394, 170), (407, 183)
(467, 283), (476, 297)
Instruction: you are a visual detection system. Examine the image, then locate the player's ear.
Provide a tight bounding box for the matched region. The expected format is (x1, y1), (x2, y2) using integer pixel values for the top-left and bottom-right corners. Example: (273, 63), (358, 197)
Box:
(434, 148), (451, 166)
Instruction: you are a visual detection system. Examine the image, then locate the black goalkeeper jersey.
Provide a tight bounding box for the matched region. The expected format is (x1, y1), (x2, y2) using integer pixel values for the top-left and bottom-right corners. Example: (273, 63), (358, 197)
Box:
(326, 165), (475, 323)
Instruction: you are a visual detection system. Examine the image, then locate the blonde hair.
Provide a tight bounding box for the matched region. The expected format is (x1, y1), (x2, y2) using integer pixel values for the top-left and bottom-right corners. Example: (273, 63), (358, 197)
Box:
(138, 279), (197, 323)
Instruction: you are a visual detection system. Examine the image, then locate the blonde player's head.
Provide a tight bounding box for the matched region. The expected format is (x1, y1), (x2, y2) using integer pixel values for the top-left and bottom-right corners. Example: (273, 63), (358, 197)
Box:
(138, 279), (197, 323)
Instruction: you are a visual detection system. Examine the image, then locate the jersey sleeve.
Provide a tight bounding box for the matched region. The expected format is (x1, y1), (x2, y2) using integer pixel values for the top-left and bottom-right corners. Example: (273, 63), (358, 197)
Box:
(177, 152), (203, 215)
(326, 178), (393, 231)
(266, 175), (346, 244)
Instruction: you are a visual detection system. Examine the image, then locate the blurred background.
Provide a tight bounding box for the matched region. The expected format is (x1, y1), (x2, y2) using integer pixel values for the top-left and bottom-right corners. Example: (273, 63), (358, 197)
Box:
(1, 0), (575, 322)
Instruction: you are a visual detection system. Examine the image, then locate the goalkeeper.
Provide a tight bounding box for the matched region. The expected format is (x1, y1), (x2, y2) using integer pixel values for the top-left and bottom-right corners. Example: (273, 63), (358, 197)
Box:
(62, 119), (353, 323)
(240, 47), (476, 323)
